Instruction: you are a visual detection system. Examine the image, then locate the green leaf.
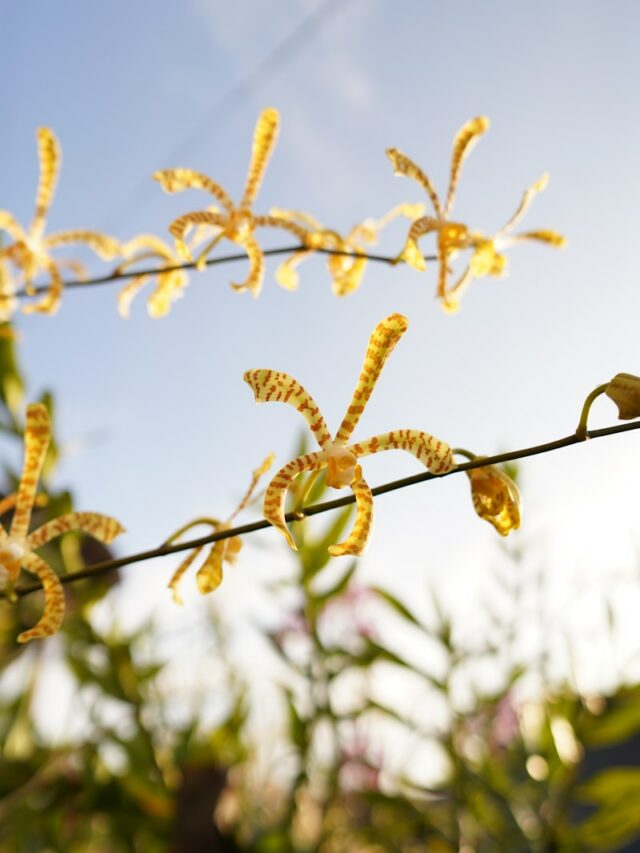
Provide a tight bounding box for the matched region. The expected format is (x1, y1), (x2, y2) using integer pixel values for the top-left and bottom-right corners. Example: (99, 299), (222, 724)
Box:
(313, 560), (357, 607)
(370, 586), (424, 630)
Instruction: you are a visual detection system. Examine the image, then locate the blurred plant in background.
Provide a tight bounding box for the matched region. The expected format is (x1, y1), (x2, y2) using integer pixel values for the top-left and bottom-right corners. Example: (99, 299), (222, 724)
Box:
(1, 345), (640, 852)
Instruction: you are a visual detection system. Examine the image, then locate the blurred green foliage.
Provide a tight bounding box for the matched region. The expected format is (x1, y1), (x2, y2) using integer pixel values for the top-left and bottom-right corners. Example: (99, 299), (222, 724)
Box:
(1, 339), (640, 852)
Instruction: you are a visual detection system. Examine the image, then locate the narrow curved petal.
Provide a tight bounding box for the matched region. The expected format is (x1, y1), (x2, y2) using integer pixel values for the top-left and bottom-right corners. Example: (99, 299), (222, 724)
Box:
(0, 259), (17, 322)
(195, 535), (243, 595)
(270, 208), (323, 231)
(0, 211), (27, 242)
(27, 511), (125, 549)
(121, 234), (175, 260)
(228, 452), (276, 521)
(168, 211), (226, 260)
(498, 173), (548, 236)
(154, 169), (234, 213)
(274, 249), (312, 290)
(403, 216), (439, 271)
(386, 148), (443, 219)
(45, 230), (121, 260)
(17, 552), (65, 643)
(21, 258), (63, 315)
(31, 128), (61, 237)
(351, 429), (454, 475)
(441, 264), (473, 313)
(241, 108), (279, 210)
(263, 452), (325, 550)
(507, 229), (566, 247)
(10, 404), (50, 541)
(168, 546), (204, 605)
(253, 214), (310, 244)
(334, 314), (409, 446)
(328, 474), (373, 557)
(244, 370), (332, 448)
(117, 274), (148, 318)
(444, 116), (489, 217)
(229, 234), (264, 297)
(148, 270), (188, 317)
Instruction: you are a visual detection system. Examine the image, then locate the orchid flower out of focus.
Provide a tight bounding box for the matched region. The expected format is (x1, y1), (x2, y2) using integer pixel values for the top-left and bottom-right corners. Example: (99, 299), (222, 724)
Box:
(271, 203), (424, 296)
(115, 234), (191, 318)
(244, 314), (454, 557)
(166, 453), (274, 604)
(154, 108), (311, 298)
(0, 128), (121, 316)
(388, 116), (565, 311)
(455, 450), (521, 537)
(0, 404), (124, 642)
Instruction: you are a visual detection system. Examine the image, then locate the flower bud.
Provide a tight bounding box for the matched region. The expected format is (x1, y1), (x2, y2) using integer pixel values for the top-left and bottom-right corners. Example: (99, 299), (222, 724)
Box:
(605, 373), (640, 420)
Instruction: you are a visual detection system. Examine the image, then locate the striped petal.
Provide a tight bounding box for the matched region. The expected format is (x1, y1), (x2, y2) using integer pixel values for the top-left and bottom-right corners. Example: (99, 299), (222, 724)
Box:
(31, 128), (61, 237)
(275, 248), (313, 290)
(45, 230), (121, 260)
(269, 208), (323, 231)
(148, 270), (188, 317)
(17, 552), (65, 643)
(403, 216), (439, 271)
(244, 369), (332, 449)
(334, 314), (408, 446)
(351, 429), (454, 475)
(230, 234), (264, 297)
(386, 148), (443, 219)
(444, 116), (489, 217)
(263, 452), (325, 550)
(154, 169), (234, 213)
(195, 535), (242, 595)
(27, 511), (125, 549)
(229, 451), (276, 521)
(10, 404), (50, 541)
(121, 233), (176, 260)
(168, 211), (226, 261)
(241, 108), (279, 210)
(328, 474), (373, 557)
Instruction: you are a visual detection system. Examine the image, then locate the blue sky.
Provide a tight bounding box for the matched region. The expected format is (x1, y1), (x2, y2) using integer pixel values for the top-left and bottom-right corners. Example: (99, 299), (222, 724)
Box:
(3, 0), (640, 709)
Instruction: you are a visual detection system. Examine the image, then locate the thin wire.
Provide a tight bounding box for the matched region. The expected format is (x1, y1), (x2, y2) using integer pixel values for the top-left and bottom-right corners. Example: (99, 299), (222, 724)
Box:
(98, 0), (354, 231)
(13, 246), (438, 299)
(5, 419), (639, 600)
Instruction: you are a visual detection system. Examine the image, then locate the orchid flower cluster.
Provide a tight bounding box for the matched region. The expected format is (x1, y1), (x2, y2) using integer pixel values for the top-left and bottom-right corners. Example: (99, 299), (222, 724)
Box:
(0, 112), (564, 324)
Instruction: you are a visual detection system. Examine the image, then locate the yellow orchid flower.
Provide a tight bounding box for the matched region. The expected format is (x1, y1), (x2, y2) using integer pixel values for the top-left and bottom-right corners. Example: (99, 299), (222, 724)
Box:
(166, 453), (275, 604)
(0, 404), (124, 642)
(154, 108), (311, 298)
(455, 449), (521, 536)
(271, 203), (424, 296)
(387, 117), (565, 311)
(245, 314), (454, 557)
(114, 234), (190, 318)
(0, 128), (121, 315)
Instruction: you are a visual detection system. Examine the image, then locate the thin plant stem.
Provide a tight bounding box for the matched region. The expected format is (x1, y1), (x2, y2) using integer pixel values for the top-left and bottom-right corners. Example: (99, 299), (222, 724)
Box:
(3, 419), (638, 601)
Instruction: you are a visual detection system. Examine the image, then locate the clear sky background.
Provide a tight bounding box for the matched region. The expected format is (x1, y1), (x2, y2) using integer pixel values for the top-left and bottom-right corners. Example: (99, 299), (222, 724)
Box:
(3, 0), (640, 736)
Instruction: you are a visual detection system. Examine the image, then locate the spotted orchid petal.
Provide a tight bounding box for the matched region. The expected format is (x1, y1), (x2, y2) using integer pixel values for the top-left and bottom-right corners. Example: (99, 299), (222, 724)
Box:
(498, 173), (549, 236)
(31, 128), (61, 237)
(351, 429), (454, 475)
(444, 116), (489, 217)
(147, 270), (188, 317)
(403, 216), (439, 271)
(240, 108), (279, 210)
(11, 404), (50, 540)
(21, 258), (63, 315)
(154, 169), (234, 213)
(229, 451), (276, 521)
(252, 214), (310, 245)
(27, 512), (124, 550)
(507, 230), (566, 248)
(17, 552), (66, 643)
(269, 208), (324, 232)
(387, 148), (443, 219)
(328, 474), (373, 557)
(263, 452), (325, 550)
(244, 370), (332, 449)
(45, 230), (121, 261)
(229, 233), (264, 297)
(334, 314), (408, 446)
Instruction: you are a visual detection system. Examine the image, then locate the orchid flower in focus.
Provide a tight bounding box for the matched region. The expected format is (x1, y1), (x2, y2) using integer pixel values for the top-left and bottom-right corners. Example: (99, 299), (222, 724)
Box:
(244, 314), (454, 557)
